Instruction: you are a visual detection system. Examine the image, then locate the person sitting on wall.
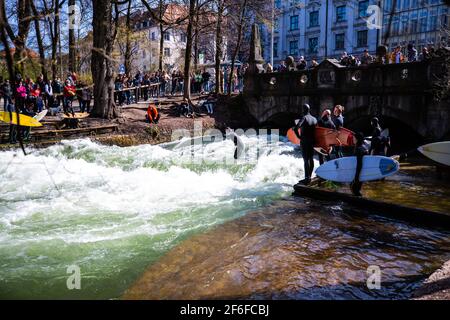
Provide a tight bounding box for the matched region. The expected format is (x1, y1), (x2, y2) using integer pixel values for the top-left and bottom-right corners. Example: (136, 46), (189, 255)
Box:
(177, 98), (193, 118)
(296, 56), (307, 70)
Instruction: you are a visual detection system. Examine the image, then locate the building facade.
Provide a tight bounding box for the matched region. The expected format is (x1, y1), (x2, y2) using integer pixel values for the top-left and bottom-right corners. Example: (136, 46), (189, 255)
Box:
(382, 0), (449, 53)
(262, 0), (449, 66)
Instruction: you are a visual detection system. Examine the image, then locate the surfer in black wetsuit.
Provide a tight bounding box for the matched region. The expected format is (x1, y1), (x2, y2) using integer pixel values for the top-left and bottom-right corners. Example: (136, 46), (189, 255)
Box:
(317, 109), (336, 165)
(369, 117), (389, 156)
(293, 104), (317, 185)
(351, 132), (368, 197)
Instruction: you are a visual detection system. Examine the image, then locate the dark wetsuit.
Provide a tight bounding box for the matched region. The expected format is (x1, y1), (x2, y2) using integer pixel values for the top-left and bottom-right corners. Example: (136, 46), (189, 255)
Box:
(351, 144), (369, 196)
(331, 114), (344, 158)
(317, 116), (336, 164)
(295, 114), (317, 181)
(370, 125), (386, 156)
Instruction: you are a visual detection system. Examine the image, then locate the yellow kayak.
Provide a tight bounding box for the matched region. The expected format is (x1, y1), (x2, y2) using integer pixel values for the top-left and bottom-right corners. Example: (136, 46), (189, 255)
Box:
(0, 111), (43, 127)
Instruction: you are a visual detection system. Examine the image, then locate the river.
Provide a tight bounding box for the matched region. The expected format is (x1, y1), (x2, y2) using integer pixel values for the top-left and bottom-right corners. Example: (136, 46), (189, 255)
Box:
(0, 135), (449, 299)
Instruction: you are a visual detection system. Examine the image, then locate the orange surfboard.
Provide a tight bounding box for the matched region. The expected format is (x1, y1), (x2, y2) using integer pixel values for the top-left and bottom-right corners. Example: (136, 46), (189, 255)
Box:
(287, 127), (355, 153)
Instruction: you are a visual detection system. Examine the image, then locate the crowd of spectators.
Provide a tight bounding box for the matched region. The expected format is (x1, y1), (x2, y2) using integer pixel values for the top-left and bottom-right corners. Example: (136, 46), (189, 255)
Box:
(0, 72), (92, 117)
(265, 43), (437, 73)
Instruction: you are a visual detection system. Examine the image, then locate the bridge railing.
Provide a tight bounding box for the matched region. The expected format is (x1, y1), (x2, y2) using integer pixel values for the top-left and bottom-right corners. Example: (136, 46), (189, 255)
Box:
(246, 60), (438, 97)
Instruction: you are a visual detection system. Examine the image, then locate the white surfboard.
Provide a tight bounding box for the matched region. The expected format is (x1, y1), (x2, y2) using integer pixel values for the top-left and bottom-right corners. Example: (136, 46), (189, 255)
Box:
(33, 109), (48, 122)
(417, 141), (450, 166)
(315, 156), (399, 182)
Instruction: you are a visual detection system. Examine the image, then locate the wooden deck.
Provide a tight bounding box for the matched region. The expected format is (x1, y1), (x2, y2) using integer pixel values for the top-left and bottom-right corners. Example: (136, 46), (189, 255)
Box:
(0, 119), (118, 145)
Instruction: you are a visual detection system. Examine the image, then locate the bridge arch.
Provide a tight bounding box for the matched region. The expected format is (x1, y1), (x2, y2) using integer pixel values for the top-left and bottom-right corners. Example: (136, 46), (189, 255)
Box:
(344, 106), (426, 152)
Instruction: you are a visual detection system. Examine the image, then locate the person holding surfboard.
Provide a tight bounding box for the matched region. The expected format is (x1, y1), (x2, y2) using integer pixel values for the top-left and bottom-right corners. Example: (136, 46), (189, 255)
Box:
(369, 117), (390, 156)
(350, 132), (369, 197)
(293, 104), (317, 185)
(317, 109), (336, 165)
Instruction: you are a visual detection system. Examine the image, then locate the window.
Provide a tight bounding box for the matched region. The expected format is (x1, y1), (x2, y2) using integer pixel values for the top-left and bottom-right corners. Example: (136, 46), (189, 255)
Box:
(410, 12), (418, 33)
(151, 32), (156, 41)
(143, 50), (146, 58)
(400, 14), (409, 34)
(392, 14), (400, 35)
(403, 0), (410, 9)
(429, 8), (438, 31)
(181, 33), (187, 42)
(289, 40), (298, 56)
(164, 48), (171, 57)
(335, 33), (345, 50)
(357, 30), (368, 47)
(336, 5), (346, 22)
(420, 10), (428, 32)
(308, 37), (318, 54)
(441, 8), (448, 28)
(385, 0), (393, 13)
(275, 0), (281, 8)
(164, 32), (170, 41)
(143, 21), (148, 28)
(290, 15), (299, 30)
(309, 11), (319, 27)
(274, 42), (278, 57)
(358, 1), (369, 18)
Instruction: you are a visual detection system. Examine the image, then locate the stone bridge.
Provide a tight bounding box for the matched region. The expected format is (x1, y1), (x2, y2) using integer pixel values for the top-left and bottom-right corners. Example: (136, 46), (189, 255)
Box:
(243, 26), (450, 140)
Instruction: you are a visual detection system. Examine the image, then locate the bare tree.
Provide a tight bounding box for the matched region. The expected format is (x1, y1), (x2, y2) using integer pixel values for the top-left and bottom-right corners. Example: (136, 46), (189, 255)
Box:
(1, 0), (33, 75)
(41, 0), (65, 79)
(90, 0), (122, 119)
(214, 0), (225, 94)
(226, 0), (247, 96)
(140, 0), (191, 71)
(30, 0), (47, 79)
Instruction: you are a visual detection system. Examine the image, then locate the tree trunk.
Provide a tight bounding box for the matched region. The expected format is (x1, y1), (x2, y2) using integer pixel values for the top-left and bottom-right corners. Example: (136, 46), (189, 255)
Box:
(0, 3), (26, 155)
(227, 0), (247, 96)
(91, 0), (119, 119)
(159, 22), (164, 71)
(124, 0), (132, 75)
(68, 0), (76, 73)
(214, 0), (224, 94)
(158, 0), (164, 71)
(51, 0), (60, 79)
(183, 0), (196, 100)
(30, 0), (47, 80)
(14, 0), (32, 76)
(193, 0), (199, 71)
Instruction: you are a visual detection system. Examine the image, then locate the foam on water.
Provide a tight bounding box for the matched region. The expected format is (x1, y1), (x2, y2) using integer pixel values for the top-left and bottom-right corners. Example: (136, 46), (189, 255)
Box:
(0, 135), (307, 298)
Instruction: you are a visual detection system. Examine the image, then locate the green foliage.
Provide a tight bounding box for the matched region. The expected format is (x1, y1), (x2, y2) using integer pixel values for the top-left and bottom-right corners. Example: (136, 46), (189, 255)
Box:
(145, 125), (160, 139)
(0, 60), (41, 80)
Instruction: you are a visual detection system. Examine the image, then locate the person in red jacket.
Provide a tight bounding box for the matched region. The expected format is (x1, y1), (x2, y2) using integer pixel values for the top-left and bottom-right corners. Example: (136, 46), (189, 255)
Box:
(63, 80), (76, 116)
(146, 103), (160, 124)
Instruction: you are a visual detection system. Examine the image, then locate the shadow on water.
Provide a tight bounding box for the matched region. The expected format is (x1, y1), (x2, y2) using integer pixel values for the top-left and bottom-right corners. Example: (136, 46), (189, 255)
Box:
(124, 198), (450, 300)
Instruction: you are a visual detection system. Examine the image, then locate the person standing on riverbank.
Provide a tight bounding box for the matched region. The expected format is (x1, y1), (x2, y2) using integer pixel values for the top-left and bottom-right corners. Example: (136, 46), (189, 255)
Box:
(293, 104), (317, 185)
(317, 109), (336, 164)
(351, 132), (368, 196)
